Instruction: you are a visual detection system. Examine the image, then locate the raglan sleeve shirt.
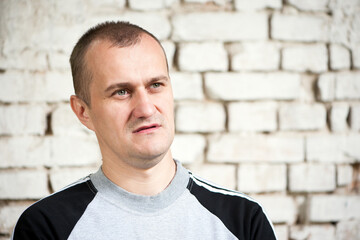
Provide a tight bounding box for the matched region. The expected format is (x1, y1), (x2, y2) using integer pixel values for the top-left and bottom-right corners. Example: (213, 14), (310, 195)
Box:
(12, 161), (277, 240)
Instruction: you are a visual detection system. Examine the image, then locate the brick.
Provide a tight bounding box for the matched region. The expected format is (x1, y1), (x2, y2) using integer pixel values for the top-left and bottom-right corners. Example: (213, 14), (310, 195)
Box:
(317, 73), (335, 101)
(0, 203), (29, 233)
(44, 71), (74, 102)
(335, 72), (360, 100)
(205, 72), (300, 101)
(184, 0), (227, 3)
(353, 44), (360, 69)
(272, 14), (329, 42)
(289, 163), (336, 192)
(290, 225), (335, 240)
(0, 71), (43, 102)
(309, 195), (360, 222)
(231, 42), (280, 71)
(173, 12), (268, 41)
(330, 44), (351, 70)
(273, 225), (288, 240)
(279, 103), (326, 131)
(190, 164), (236, 190)
(282, 44), (328, 73)
(306, 135), (360, 163)
(52, 104), (94, 137)
(0, 49), (47, 71)
(88, 0), (126, 9)
(176, 102), (225, 133)
(113, 12), (171, 40)
(48, 51), (71, 70)
(228, 102), (277, 132)
(0, 170), (49, 199)
(161, 41), (175, 70)
(171, 72), (203, 100)
(330, 103), (349, 132)
(50, 167), (98, 192)
(0, 70), (73, 103)
(346, 134), (360, 161)
(0, 137), (50, 168)
(287, 0), (329, 11)
(0, 104), (47, 135)
(208, 134), (304, 163)
(350, 104), (360, 131)
(49, 136), (101, 167)
(178, 42), (228, 72)
(171, 134), (206, 164)
(235, 0), (281, 10)
(129, 0), (167, 10)
(252, 195), (297, 224)
(337, 164), (353, 186)
(238, 164), (286, 193)
(336, 220), (360, 240)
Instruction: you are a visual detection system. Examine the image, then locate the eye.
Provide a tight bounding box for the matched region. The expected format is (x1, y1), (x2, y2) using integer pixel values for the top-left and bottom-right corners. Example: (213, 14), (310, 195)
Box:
(116, 89), (129, 96)
(151, 83), (161, 88)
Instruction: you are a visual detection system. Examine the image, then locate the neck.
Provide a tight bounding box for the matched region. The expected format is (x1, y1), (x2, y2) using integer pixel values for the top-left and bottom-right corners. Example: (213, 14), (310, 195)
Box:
(101, 151), (176, 196)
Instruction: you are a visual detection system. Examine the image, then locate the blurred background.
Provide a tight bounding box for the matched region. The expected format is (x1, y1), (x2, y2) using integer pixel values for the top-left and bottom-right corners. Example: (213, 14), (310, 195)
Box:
(0, 0), (360, 239)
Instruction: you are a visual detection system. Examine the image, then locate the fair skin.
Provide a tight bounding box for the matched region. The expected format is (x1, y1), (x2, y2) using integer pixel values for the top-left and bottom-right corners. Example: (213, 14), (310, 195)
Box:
(70, 34), (176, 196)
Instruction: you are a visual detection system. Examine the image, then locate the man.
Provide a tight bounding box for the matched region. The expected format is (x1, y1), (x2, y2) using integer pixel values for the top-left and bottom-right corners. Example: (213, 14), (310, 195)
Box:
(12, 21), (277, 240)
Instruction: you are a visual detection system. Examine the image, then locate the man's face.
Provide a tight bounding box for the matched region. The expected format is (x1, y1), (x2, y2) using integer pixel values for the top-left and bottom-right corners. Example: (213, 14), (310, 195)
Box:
(83, 35), (174, 169)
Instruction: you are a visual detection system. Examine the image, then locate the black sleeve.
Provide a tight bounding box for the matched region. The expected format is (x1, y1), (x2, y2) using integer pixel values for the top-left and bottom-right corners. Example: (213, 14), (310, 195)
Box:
(12, 181), (97, 240)
(250, 206), (277, 240)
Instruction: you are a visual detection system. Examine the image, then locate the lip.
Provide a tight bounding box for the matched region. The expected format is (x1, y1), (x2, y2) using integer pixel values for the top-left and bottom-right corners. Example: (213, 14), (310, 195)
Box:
(133, 124), (161, 134)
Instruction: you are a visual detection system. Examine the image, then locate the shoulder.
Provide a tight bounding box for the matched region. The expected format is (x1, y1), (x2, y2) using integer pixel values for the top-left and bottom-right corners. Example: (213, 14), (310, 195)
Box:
(187, 172), (277, 240)
(13, 177), (97, 240)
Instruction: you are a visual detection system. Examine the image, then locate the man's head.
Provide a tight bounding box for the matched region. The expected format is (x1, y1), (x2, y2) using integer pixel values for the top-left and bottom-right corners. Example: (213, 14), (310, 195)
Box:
(70, 21), (168, 106)
(70, 22), (174, 170)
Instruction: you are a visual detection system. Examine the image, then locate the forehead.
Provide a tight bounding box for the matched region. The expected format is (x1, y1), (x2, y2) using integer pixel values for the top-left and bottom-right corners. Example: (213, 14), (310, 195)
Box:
(85, 35), (168, 85)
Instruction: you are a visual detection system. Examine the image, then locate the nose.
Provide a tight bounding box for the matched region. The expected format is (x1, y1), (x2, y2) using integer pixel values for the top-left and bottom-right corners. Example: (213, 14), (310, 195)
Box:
(132, 90), (156, 119)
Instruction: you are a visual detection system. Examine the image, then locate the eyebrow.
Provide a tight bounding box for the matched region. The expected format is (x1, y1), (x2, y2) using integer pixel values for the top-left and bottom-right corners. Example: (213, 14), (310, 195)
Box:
(104, 75), (169, 93)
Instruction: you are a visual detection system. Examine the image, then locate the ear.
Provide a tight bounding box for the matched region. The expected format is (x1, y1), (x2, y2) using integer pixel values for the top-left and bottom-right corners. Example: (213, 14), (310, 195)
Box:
(70, 95), (95, 131)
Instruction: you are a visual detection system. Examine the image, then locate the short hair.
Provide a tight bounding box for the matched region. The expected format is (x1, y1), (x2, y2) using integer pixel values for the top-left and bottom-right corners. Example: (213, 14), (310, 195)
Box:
(70, 21), (167, 106)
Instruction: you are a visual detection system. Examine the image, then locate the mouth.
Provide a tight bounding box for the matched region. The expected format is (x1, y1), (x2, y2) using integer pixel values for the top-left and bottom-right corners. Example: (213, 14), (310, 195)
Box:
(133, 124), (160, 134)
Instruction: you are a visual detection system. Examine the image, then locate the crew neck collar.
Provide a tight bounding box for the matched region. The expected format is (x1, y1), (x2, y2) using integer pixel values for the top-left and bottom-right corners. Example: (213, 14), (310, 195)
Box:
(90, 160), (190, 213)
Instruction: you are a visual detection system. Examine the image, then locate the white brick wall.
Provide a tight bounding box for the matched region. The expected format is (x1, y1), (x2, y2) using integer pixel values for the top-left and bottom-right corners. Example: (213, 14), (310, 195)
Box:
(252, 195), (297, 224)
(306, 135), (359, 163)
(235, 0), (282, 10)
(1, 1), (360, 238)
(208, 134), (304, 163)
(272, 14), (329, 42)
(173, 13), (268, 41)
(238, 164), (286, 193)
(309, 195), (360, 222)
(282, 44), (328, 73)
(0, 204), (30, 233)
(329, 103), (349, 132)
(171, 134), (206, 164)
(176, 102), (226, 133)
(330, 44), (351, 70)
(279, 103), (326, 131)
(289, 163), (336, 192)
(205, 72), (300, 101)
(287, 0), (329, 11)
(350, 104), (360, 131)
(335, 220), (360, 240)
(228, 101), (277, 132)
(190, 164), (237, 190)
(231, 42), (280, 71)
(0, 104), (47, 135)
(178, 42), (228, 72)
(290, 225), (336, 240)
(171, 72), (204, 100)
(0, 170), (49, 199)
